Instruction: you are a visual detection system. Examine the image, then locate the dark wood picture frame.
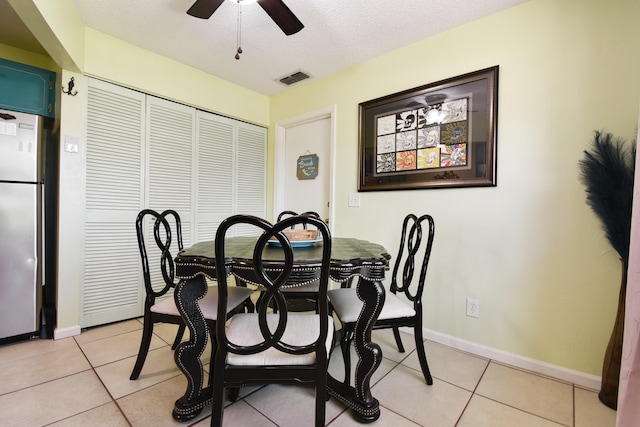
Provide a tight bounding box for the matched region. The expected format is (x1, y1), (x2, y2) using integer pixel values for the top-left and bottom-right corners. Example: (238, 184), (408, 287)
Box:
(358, 66), (498, 191)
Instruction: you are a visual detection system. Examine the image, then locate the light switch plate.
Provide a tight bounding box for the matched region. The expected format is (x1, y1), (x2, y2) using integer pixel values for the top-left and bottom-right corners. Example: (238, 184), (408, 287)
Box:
(64, 136), (79, 153)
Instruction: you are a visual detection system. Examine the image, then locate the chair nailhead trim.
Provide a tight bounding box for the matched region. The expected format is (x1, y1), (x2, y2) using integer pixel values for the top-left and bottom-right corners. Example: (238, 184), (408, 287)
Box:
(173, 281), (209, 402)
(172, 396), (213, 415)
(176, 262), (387, 283)
(327, 389), (379, 416)
(353, 286), (382, 398)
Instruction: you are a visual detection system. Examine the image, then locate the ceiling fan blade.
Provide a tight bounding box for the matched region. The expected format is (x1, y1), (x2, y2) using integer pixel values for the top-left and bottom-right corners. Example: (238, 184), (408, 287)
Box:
(187, 0), (225, 19)
(256, 0), (304, 35)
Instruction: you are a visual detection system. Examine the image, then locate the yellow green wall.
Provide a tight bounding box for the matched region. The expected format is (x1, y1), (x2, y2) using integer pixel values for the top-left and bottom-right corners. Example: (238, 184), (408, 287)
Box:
(0, 42), (58, 71)
(81, 29), (270, 125)
(4, 0), (639, 377)
(270, 0), (640, 375)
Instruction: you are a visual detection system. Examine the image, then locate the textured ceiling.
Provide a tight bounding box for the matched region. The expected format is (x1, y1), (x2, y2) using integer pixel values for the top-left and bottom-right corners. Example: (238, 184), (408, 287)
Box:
(2, 0), (530, 95)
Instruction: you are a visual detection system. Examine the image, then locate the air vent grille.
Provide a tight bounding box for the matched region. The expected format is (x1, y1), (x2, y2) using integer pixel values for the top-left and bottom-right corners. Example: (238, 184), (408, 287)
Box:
(278, 71), (310, 86)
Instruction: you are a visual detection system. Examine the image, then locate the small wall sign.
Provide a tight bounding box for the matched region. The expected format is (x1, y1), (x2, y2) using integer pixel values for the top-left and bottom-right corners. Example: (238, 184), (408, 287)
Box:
(297, 153), (319, 180)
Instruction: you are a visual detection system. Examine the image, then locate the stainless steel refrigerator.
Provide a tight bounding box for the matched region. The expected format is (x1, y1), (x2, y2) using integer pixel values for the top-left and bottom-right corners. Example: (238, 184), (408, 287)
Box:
(0, 109), (44, 340)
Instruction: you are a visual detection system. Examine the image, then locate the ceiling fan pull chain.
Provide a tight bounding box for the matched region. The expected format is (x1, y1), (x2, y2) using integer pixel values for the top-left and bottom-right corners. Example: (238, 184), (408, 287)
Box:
(235, 0), (243, 60)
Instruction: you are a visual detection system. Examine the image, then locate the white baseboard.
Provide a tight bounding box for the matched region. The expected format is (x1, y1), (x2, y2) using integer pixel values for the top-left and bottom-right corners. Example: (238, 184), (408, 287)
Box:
(414, 327), (601, 391)
(53, 325), (82, 340)
(50, 324), (600, 389)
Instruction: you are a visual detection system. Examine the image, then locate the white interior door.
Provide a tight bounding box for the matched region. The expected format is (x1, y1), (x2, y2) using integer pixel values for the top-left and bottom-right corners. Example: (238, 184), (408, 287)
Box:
(274, 106), (336, 230)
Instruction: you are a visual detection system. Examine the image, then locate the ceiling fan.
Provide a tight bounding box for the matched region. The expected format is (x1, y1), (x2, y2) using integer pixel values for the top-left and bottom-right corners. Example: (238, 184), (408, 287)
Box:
(187, 0), (304, 36)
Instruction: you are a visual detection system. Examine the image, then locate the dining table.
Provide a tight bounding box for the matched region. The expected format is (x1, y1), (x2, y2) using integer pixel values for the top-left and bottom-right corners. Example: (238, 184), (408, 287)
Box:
(170, 236), (391, 423)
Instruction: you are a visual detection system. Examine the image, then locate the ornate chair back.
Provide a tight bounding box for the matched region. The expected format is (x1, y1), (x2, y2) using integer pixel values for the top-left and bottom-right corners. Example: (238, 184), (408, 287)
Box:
(389, 214), (435, 312)
(211, 214), (333, 427)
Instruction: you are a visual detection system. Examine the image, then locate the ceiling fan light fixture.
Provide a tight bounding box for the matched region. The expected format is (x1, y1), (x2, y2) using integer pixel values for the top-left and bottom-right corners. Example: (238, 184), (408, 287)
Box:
(425, 105), (445, 125)
(188, 0), (303, 35)
(424, 94), (447, 124)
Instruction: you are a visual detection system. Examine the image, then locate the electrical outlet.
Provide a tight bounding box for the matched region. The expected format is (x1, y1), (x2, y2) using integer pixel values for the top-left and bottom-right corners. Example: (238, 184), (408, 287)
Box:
(466, 298), (480, 318)
(348, 193), (361, 207)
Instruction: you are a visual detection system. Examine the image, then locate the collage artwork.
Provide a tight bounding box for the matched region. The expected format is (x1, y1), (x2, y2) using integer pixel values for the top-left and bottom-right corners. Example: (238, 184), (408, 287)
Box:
(375, 98), (469, 174)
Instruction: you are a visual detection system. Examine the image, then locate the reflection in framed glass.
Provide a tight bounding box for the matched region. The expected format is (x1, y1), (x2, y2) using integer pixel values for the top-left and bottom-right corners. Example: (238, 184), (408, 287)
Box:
(358, 66), (499, 191)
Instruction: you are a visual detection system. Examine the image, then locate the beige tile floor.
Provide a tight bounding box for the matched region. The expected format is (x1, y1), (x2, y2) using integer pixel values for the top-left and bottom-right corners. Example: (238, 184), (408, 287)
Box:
(0, 319), (616, 427)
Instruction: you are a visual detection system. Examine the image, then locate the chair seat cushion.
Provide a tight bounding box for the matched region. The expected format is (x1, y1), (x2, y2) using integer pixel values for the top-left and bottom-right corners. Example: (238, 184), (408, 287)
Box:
(327, 288), (416, 324)
(226, 313), (334, 366)
(151, 285), (253, 320)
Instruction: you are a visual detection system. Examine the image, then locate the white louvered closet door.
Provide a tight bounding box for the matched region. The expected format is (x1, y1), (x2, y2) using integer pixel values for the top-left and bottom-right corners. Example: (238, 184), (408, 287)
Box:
(84, 79), (146, 327)
(146, 96), (195, 246)
(195, 111), (266, 240)
(235, 121), (267, 235)
(195, 111), (234, 242)
(83, 79), (266, 328)
(145, 97), (196, 303)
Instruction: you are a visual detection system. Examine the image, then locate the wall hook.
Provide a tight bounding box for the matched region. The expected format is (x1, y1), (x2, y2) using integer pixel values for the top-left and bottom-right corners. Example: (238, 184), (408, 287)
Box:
(62, 77), (78, 96)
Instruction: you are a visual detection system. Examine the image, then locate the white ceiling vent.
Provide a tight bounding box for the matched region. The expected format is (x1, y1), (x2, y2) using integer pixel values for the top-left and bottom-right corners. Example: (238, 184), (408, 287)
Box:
(277, 71), (311, 86)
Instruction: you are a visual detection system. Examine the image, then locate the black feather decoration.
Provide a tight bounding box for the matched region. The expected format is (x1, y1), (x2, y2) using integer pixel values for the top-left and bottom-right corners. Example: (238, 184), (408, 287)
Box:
(579, 131), (636, 262)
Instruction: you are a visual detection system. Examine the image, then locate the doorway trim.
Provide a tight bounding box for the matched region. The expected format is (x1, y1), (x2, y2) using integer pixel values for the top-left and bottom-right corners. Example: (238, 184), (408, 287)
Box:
(274, 105), (337, 233)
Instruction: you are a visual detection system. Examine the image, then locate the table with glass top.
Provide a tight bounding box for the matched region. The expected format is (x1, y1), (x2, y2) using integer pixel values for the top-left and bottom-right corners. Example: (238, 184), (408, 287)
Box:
(171, 236), (391, 423)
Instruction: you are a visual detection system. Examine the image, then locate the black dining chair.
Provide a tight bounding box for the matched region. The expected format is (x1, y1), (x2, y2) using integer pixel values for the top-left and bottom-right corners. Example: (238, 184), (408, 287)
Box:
(277, 210), (321, 226)
(328, 214), (435, 386)
(270, 210), (323, 313)
(210, 214), (334, 427)
(130, 209), (253, 380)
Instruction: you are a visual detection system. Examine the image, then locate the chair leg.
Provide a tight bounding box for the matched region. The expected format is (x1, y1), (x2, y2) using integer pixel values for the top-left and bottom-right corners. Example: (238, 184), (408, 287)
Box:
(315, 378), (327, 427)
(227, 387), (240, 402)
(235, 278), (255, 313)
(341, 276), (356, 288)
(211, 393), (225, 427)
(413, 325), (433, 385)
(171, 324), (186, 349)
(230, 300), (252, 316)
(207, 321), (216, 387)
(210, 367), (225, 427)
(392, 326), (406, 353)
(244, 298), (255, 313)
(340, 325), (355, 388)
(130, 319), (154, 380)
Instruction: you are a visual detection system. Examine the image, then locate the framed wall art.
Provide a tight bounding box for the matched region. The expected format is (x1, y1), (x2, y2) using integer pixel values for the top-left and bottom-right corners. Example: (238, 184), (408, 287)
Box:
(358, 66), (498, 191)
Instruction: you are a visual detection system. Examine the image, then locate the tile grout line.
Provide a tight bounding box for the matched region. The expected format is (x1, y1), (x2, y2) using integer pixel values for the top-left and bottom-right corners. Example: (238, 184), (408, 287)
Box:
(1, 321), (612, 427)
(469, 360), (574, 427)
(452, 357), (491, 426)
(73, 335), (135, 427)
